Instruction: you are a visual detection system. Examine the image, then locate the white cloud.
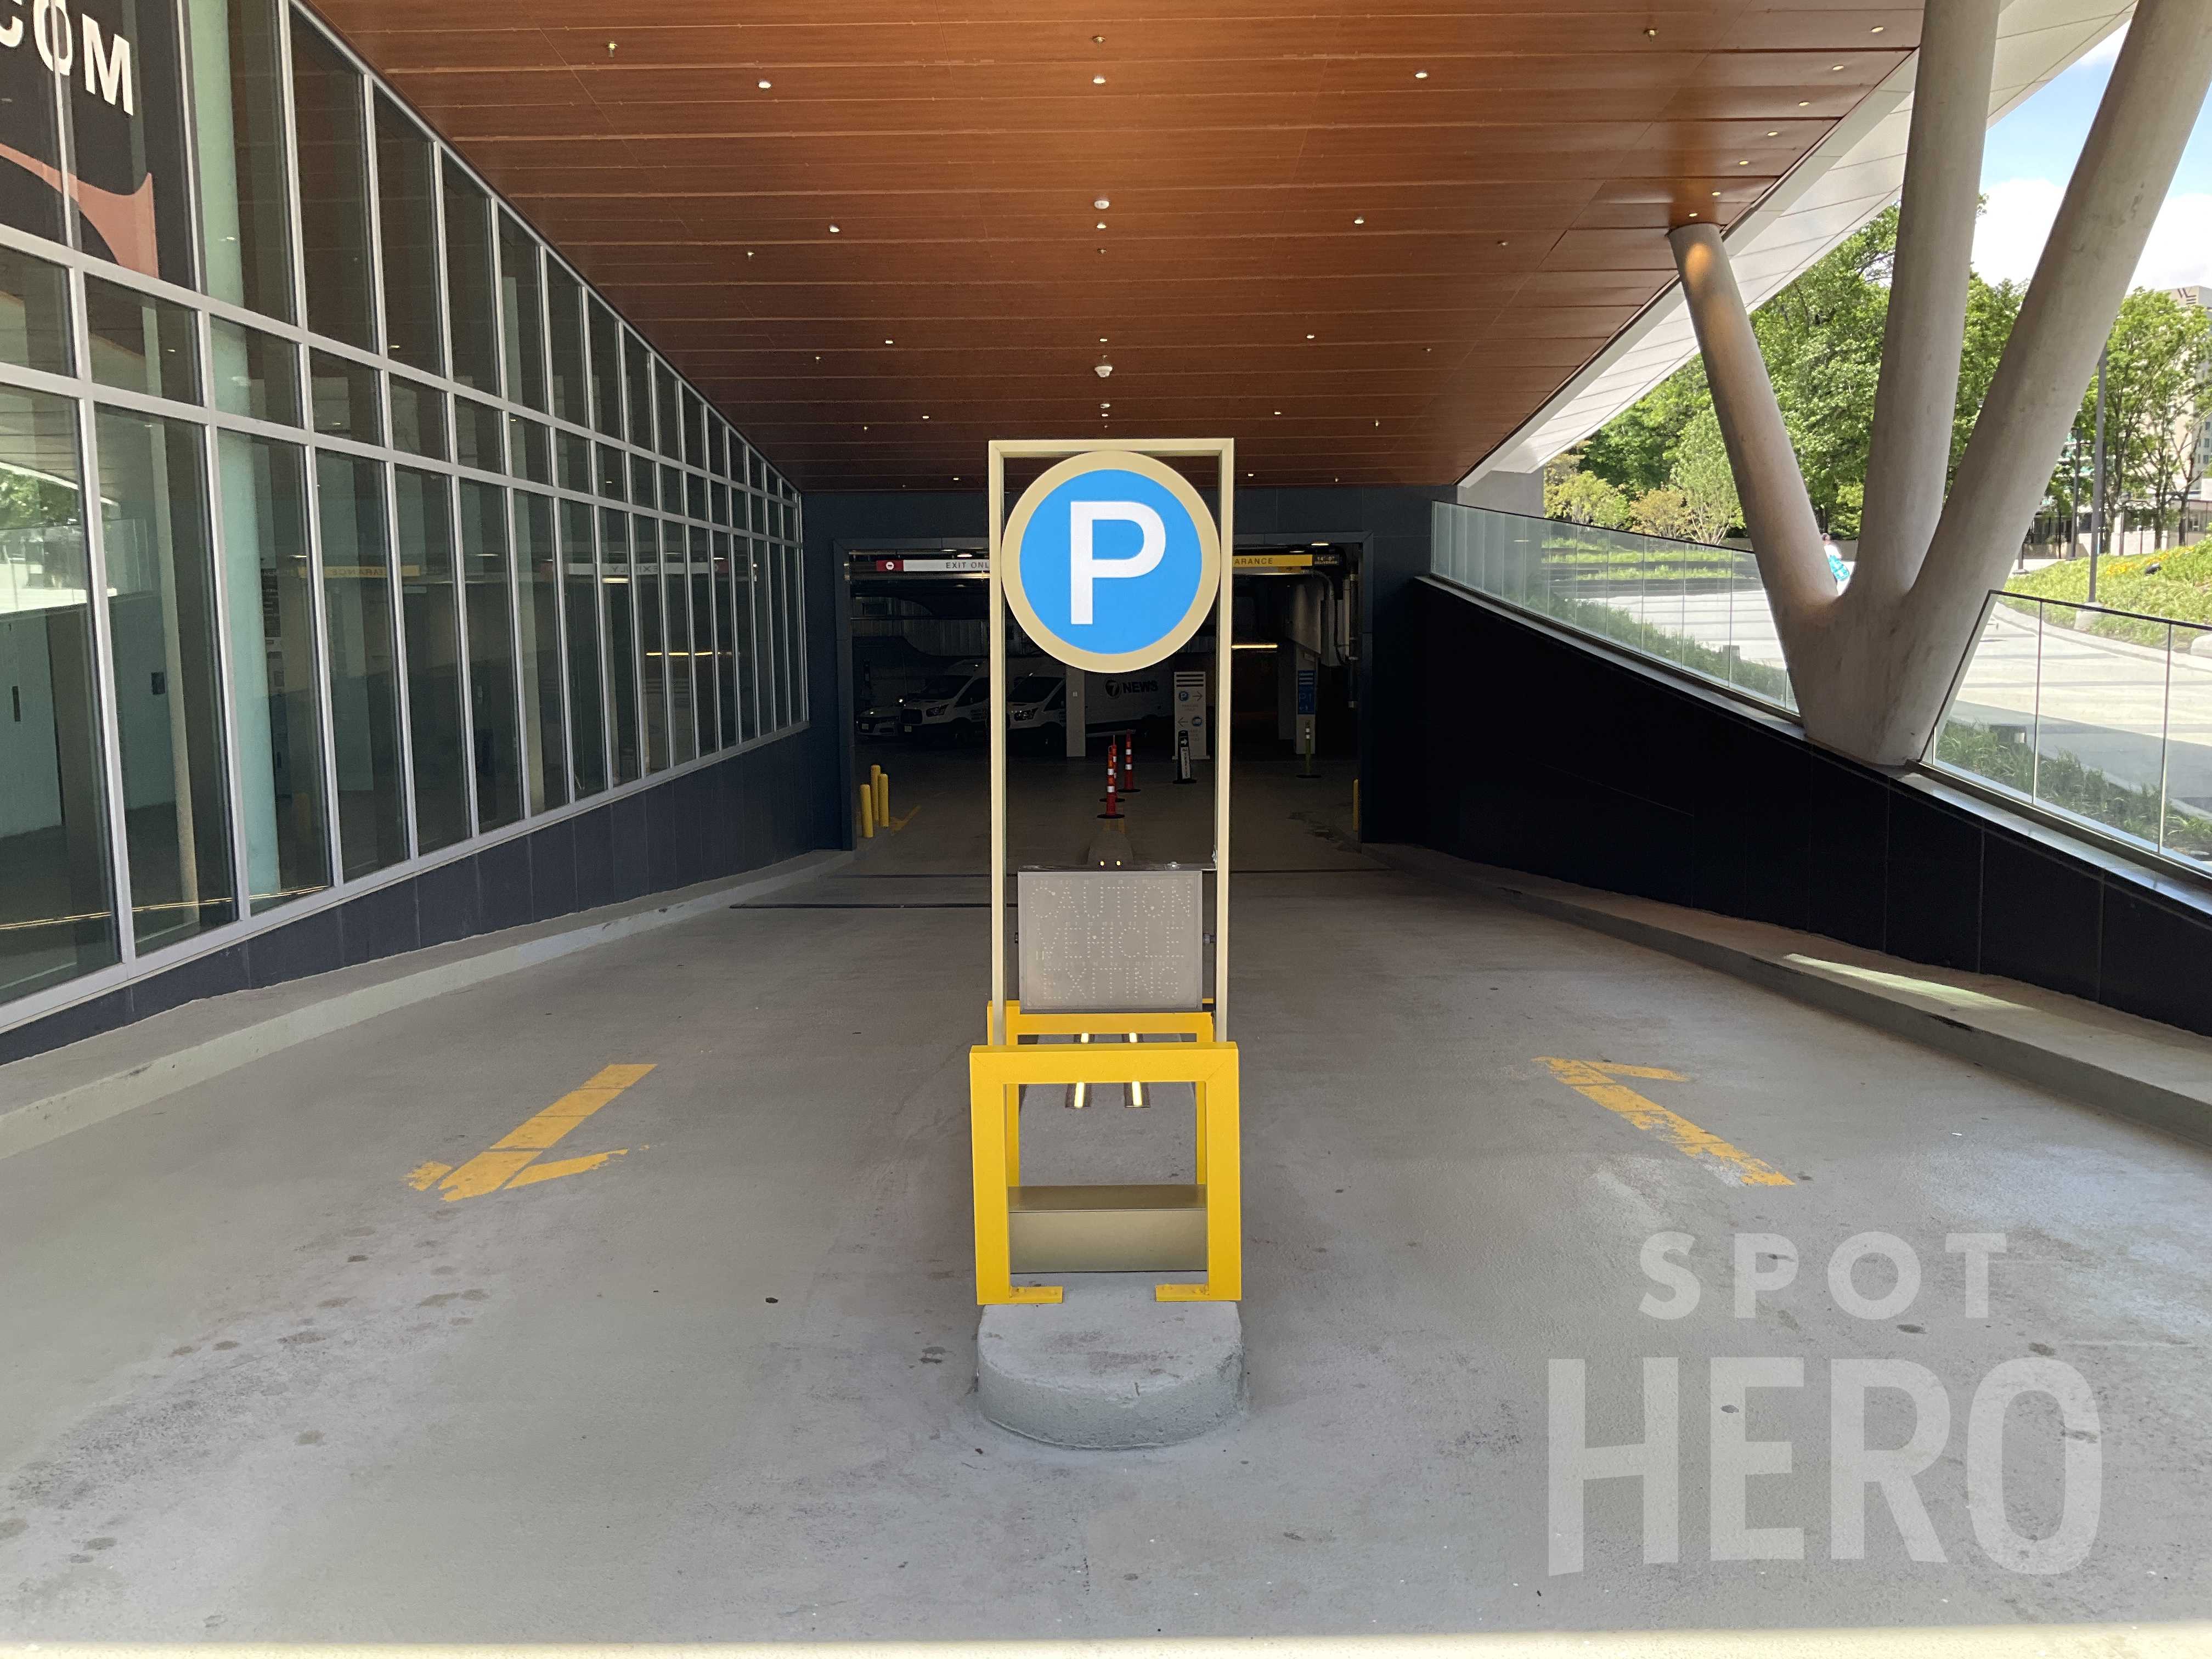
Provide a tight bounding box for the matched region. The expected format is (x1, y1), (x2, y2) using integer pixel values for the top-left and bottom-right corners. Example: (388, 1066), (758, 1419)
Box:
(1973, 177), (2064, 285)
(1973, 175), (2212, 291)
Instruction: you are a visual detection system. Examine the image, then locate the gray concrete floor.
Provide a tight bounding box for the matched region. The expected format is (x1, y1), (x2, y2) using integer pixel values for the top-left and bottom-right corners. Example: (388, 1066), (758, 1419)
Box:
(2, 741), (2209, 1641)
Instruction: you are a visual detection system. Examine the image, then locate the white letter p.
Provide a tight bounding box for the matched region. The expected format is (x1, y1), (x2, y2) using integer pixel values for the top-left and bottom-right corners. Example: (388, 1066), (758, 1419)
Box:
(1070, 500), (1165, 624)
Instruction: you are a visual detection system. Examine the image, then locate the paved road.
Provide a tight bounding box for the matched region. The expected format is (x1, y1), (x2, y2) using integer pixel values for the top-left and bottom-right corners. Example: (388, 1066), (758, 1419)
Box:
(2, 752), (2208, 1641)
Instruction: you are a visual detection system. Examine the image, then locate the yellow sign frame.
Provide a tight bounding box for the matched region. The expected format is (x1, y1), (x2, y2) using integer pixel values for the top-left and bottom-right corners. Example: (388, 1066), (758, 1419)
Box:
(973, 438), (1240, 1308)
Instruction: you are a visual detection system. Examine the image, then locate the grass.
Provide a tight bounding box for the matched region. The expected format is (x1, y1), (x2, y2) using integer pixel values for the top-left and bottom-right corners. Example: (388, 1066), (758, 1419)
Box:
(2002, 538), (2212, 648)
(1934, 719), (2212, 864)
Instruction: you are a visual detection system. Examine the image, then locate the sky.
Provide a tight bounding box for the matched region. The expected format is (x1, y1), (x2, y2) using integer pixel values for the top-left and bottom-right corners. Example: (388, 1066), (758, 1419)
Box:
(1972, 22), (2212, 291)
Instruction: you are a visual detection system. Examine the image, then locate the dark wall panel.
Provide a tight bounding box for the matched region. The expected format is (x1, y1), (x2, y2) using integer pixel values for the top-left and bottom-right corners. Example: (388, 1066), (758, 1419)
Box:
(1411, 580), (2212, 1042)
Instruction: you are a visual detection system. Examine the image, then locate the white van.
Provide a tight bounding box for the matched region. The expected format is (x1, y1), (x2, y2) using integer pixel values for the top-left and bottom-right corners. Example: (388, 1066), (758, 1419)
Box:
(1008, 669), (1171, 740)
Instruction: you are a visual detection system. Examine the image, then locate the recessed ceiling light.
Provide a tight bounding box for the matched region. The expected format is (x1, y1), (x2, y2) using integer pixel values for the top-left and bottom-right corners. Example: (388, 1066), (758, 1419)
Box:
(953, 476), (961, 482)
(829, 224), (840, 233)
(884, 338), (894, 345)
(1799, 100), (1811, 106)
(1870, 24), (1884, 32)
(921, 414), (930, 420)
(1497, 239), (1509, 246)
(1273, 409), (1282, 415)
(757, 79), (771, 89)
(1092, 34), (1104, 43)
(1306, 332), (1316, 339)
(1096, 221), (1107, 229)
(1098, 247), (1105, 253)
(1711, 190), (1723, 197)
(1831, 63), (1844, 70)
(1092, 74), (1106, 84)
(1767, 129), (1780, 137)
(1094, 198), (1110, 210)
(1413, 70), (1428, 78)
(1353, 215), (1365, 225)
(746, 250), (754, 257)
(1737, 159), (1748, 166)
(1098, 336), (1109, 343)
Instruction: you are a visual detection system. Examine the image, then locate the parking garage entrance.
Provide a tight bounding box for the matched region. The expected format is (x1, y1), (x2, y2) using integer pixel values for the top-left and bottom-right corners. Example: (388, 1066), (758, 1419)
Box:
(845, 539), (1364, 860)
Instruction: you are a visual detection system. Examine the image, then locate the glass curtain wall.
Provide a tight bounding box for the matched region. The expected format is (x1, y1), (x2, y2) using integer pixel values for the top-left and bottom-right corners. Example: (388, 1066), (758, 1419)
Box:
(0, 1), (807, 1026)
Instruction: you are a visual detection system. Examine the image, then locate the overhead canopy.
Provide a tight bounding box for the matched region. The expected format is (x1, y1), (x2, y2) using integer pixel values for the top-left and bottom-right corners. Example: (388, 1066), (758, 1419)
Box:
(323, 1), (1937, 490)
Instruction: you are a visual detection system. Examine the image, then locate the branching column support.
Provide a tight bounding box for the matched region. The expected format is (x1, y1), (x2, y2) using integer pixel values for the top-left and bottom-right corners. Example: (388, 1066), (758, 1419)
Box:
(1669, 0), (2212, 767)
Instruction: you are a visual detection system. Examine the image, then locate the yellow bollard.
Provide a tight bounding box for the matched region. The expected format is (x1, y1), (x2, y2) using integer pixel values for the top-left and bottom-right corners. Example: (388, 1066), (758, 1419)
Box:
(859, 782), (875, 839)
(876, 768), (890, 826)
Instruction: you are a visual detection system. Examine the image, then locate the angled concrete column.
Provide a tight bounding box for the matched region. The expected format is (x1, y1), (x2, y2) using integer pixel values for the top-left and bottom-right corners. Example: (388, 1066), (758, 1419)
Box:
(1670, 0), (2212, 769)
(1854, 0), (2000, 606)
(1912, 0), (2212, 669)
(1668, 223), (1834, 626)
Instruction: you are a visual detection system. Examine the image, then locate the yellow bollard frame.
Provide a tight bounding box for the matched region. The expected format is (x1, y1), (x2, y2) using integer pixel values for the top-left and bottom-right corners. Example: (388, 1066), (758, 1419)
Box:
(970, 1001), (1239, 1307)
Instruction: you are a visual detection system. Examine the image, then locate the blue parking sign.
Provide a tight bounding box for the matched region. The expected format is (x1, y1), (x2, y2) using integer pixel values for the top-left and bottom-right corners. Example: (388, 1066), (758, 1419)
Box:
(1001, 450), (1222, 672)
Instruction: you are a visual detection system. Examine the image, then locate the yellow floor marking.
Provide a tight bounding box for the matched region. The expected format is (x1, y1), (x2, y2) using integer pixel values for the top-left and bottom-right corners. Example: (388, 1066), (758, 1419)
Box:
(412, 1064), (656, 1202)
(505, 1148), (628, 1189)
(889, 806), (921, 832)
(489, 1063), (656, 1151)
(1538, 1057), (1793, 1187)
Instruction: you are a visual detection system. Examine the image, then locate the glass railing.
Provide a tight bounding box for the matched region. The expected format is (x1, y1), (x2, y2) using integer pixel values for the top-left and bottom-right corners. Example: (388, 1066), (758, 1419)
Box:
(1430, 502), (1797, 713)
(1933, 591), (2212, 873)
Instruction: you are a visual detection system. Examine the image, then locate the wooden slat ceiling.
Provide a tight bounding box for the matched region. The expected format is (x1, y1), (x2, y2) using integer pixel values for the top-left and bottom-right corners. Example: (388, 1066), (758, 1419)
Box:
(309, 0), (1916, 490)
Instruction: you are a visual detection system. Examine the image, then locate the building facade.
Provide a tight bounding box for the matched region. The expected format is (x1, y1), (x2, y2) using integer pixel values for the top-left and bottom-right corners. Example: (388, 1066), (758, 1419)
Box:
(0, 0), (809, 1031)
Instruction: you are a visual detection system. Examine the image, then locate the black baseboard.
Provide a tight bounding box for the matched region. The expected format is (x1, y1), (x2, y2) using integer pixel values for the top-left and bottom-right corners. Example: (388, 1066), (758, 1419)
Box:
(1413, 579), (2212, 1041)
(0, 736), (833, 1066)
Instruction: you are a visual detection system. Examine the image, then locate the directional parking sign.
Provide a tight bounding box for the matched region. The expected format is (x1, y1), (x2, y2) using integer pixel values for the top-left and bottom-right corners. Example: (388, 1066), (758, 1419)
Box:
(1001, 451), (1222, 672)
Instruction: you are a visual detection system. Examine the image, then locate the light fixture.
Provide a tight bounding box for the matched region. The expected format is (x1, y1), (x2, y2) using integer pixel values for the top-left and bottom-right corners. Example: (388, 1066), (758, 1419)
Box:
(1712, 190), (1723, 197)
(829, 224), (840, 233)
(1767, 129), (1780, 137)
(1799, 100), (1811, 106)
(1497, 238), (1509, 246)
(1092, 74), (1106, 84)
(1870, 23), (1884, 32)
(1098, 336), (1109, 343)
(1094, 198), (1110, 210)
(921, 414), (930, 420)
(1353, 215), (1365, 224)
(1831, 63), (1844, 70)
(1273, 409), (1281, 415)
(1091, 33), (1104, 43)
(758, 78), (771, 89)
(884, 338), (894, 344)
(1306, 332), (1315, 339)
(1413, 69), (1427, 78)
(1737, 160), (1748, 166)
(1097, 221), (1107, 229)
(746, 250), (754, 257)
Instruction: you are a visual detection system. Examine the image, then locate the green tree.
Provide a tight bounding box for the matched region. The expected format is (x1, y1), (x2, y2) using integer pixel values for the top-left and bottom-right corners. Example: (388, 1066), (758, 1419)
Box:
(1544, 466), (1630, 528)
(1576, 204), (2024, 541)
(1667, 406), (1741, 542)
(1627, 487), (1697, 541)
(2059, 291), (2212, 553)
(1581, 359), (1708, 497)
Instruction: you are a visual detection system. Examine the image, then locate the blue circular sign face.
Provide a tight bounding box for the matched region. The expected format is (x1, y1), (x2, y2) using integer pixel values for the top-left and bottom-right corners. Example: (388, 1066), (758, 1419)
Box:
(1002, 452), (1222, 672)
